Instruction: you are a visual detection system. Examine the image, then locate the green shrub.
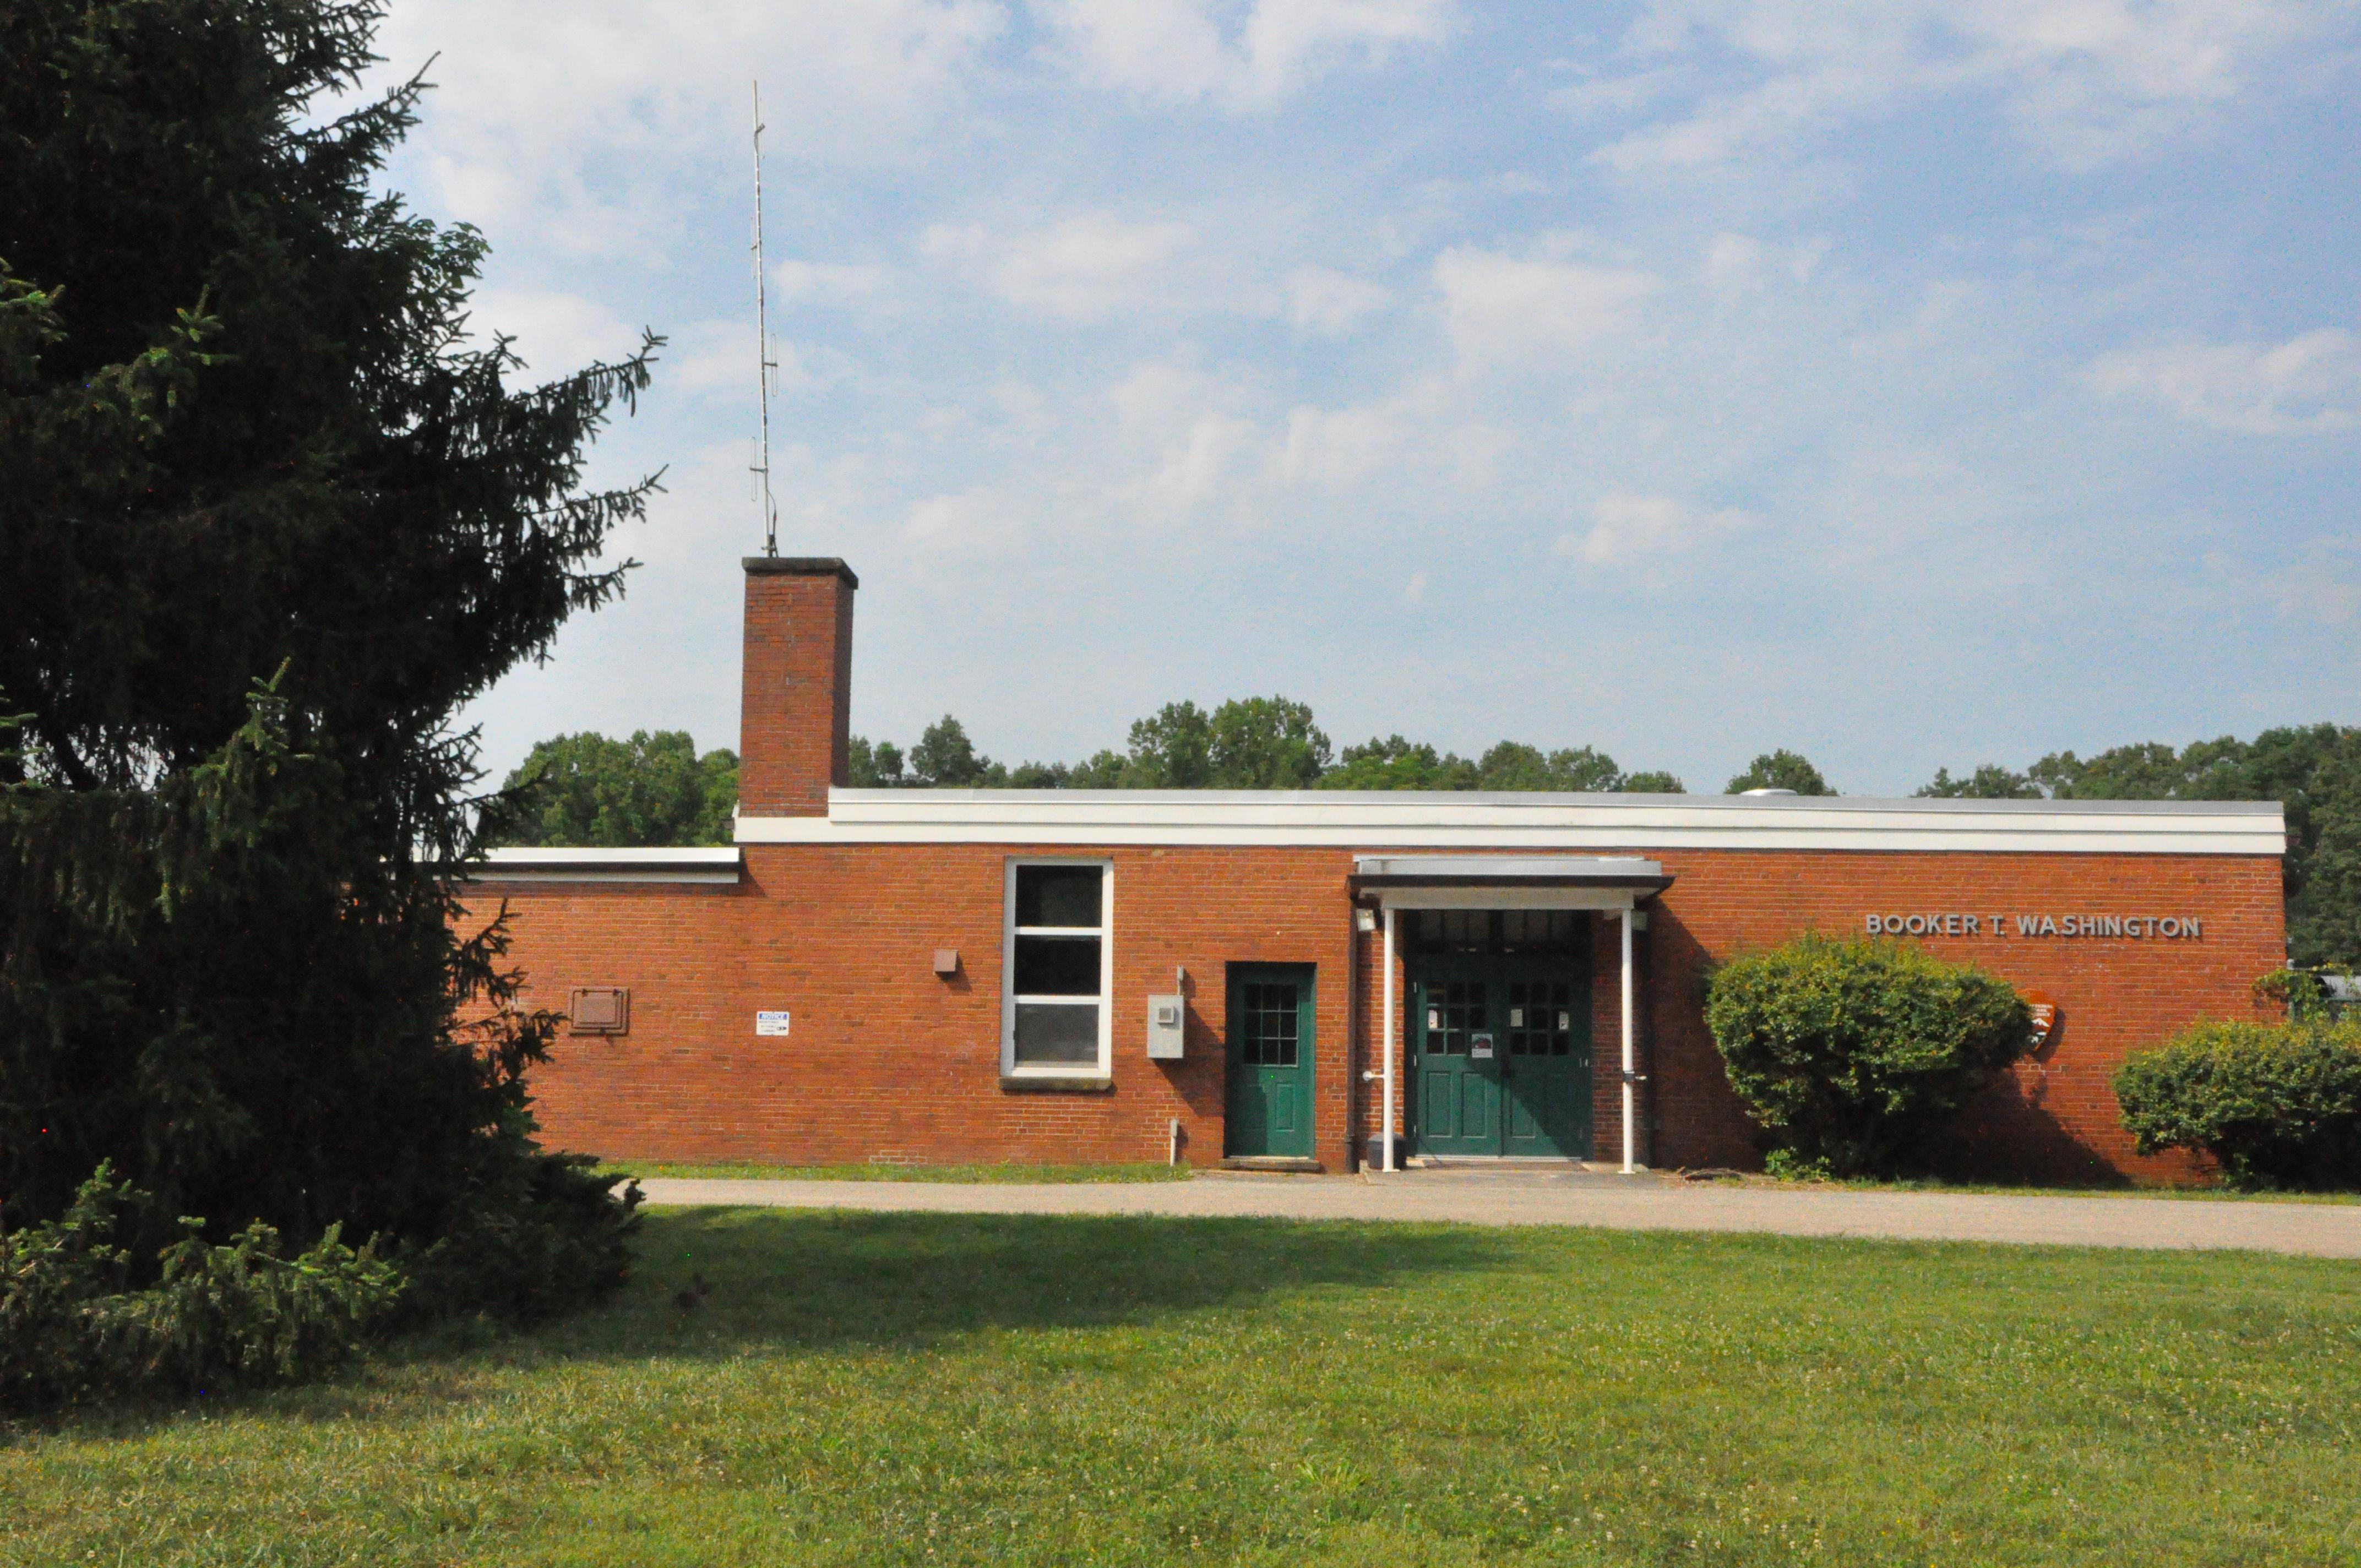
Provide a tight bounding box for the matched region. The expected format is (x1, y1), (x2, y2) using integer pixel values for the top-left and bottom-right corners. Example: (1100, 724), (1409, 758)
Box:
(1705, 934), (2031, 1177)
(2114, 1021), (2361, 1189)
(2, 1165), (405, 1410)
(402, 1143), (643, 1325)
(1762, 1148), (1835, 1182)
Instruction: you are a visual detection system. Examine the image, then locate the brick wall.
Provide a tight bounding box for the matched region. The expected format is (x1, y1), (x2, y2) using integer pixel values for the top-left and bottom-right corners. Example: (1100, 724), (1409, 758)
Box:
(490, 845), (1356, 1170)
(482, 843), (2281, 1182)
(1633, 850), (2285, 1181)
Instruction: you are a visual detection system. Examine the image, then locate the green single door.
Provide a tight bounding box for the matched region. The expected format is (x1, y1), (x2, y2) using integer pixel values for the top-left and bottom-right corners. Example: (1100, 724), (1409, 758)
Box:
(1412, 956), (1503, 1157)
(1226, 965), (1315, 1159)
(1499, 964), (1592, 1157)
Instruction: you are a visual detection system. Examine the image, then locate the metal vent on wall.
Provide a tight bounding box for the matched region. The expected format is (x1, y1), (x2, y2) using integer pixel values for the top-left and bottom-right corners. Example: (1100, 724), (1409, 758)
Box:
(568, 987), (630, 1036)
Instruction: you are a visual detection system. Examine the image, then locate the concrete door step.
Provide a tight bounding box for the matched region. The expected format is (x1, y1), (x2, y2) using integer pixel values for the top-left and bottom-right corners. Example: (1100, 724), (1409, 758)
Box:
(1397, 1156), (1657, 1175)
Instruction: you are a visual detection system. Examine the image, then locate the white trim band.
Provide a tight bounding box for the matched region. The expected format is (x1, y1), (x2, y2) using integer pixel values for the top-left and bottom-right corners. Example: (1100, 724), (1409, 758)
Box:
(1372, 887), (1641, 911)
(735, 791), (2284, 855)
(473, 847), (743, 884)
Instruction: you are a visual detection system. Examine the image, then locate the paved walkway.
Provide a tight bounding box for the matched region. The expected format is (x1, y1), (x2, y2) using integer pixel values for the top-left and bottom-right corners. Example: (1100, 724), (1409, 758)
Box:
(636, 1169), (2361, 1259)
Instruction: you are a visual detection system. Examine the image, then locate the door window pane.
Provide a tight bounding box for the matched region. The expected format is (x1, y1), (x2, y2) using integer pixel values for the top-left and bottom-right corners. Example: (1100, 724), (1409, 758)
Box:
(1016, 865), (1103, 928)
(1014, 934), (1101, 995)
(1508, 981), (1539, 1054)
(1014, 1003), (1100, 1064)
(1501, 910), (1579, 954)
(1423, 980), (1485, 1054)
(1410, 910), (1584, 955)
(1241, 982), (1300, 1066)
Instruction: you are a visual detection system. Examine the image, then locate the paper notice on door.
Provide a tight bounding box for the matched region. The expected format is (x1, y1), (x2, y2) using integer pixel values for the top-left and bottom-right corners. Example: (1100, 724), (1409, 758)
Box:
(1469, 1032), (1495, 1059)
(755, 1010), (791, 1037)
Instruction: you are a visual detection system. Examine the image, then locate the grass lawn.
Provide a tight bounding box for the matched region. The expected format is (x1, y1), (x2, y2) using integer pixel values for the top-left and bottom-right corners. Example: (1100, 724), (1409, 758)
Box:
(601, 1161), (1190, 1184)
(6, 1212), (2359, 1566)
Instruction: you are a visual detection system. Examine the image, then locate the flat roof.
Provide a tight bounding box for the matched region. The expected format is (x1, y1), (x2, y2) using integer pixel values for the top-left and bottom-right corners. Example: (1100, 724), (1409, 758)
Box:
(728, 789), (2286, 855)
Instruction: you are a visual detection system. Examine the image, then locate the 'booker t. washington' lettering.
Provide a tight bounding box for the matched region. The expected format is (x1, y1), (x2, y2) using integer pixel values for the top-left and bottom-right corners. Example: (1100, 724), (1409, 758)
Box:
(1864, 913), (2203, 940)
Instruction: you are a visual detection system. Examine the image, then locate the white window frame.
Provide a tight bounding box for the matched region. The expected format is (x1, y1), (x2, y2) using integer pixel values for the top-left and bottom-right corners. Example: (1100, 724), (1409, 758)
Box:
(1002, 858), (1114, 1079)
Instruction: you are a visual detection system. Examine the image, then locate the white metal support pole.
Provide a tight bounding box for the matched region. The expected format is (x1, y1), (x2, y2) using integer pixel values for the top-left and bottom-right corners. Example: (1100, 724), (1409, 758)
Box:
(1381, 906), (1398, 1173)
(1620, 903), (1637, 1175)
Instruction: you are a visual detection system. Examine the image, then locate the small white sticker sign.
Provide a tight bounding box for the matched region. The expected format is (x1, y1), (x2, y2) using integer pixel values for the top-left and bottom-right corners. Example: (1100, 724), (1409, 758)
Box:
(1469, 1032), (1495, 1060)
(755, 1010), (792, 1037)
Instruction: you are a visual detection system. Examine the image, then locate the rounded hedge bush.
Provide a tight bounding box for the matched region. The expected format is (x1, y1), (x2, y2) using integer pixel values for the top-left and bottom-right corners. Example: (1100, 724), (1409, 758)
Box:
(2114, 1020), (2361, 1189)
(1705, 933), (2031, 1177)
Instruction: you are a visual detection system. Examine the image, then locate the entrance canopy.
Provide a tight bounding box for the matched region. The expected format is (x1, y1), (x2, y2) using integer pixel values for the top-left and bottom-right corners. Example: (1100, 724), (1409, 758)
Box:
(1352, 856), (1668, 1175)
(1351, 856), (1672, 910)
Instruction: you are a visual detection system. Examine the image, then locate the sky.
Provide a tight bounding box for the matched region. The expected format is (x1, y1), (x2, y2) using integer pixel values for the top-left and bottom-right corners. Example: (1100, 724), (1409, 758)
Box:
(362, 0), (2361, 796)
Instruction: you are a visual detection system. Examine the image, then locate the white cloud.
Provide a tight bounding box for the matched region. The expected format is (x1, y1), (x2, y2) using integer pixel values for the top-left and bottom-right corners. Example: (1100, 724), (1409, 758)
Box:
(1035, 0), (1455, 110)
(904, 487), (1028, 549)
(1703, 231), (1828, 291)
(2087, 328), (2361, 434)
(2268, 538), (2361, 625)
(1809, 444), (2024, 580)
(1549, 61), (1691, 119)
(465, 286), (640, 374)
(1286, 265), (1394, 335)
(1433, 245), (1661, 370)
(1142, 413), (1262, 513)
(1560, 491), (1757, 567)
(1704, 232), (1767, 290)
(663, 317), (840, 399)
(373, 0), (1006, 253)
(1587, 0), (2344, 175)
(771, 260), (896, 309)
(1106, 360), (1267, 516)
(1280, 402), (1401, 487)
(924, 215), (1197, 320)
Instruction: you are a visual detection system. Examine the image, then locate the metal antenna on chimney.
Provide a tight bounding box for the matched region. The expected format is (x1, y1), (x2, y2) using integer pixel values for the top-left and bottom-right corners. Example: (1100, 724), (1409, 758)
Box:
(750, 80), (779, 558)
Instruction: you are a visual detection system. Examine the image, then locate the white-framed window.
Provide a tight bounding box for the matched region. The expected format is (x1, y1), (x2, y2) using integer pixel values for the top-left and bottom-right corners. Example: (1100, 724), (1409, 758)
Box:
(1002, 858), (1112, 1077)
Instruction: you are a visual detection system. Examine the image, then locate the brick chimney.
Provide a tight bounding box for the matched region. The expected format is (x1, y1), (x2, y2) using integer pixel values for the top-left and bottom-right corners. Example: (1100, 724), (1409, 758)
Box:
(738, 557), (856, 817)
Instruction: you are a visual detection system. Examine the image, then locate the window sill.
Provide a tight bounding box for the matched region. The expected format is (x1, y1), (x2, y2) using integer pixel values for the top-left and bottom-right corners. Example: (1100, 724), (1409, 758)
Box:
(999, 1074), (1115, 1095)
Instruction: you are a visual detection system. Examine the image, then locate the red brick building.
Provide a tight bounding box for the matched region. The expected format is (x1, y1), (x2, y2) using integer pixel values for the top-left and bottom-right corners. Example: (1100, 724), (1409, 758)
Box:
(477, 557), (2287, 1182)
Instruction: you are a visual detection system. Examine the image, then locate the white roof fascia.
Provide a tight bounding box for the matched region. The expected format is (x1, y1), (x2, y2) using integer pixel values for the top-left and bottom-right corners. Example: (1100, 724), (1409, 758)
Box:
(1353, 854), (1667, 883)
(1353, 855), (1670, 911)
(472, 847), (743, 884)
(1374, 886), (1642, 911)
(730, 791), (2286, 856)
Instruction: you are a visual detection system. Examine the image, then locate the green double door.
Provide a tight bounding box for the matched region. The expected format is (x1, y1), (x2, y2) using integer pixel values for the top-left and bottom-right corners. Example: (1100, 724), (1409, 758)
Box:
(1412, 954), (1592, 1158)
(1226, 965), (1315, 1159)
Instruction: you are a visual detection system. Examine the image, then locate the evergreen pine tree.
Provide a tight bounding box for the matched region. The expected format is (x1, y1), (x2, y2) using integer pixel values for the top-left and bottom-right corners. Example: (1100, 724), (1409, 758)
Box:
(2, 0), (654, 1310)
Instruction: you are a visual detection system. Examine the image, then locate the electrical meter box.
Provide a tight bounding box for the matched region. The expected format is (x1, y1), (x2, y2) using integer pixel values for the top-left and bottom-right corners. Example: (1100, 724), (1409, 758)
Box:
(1146, 994), (1185, 1060)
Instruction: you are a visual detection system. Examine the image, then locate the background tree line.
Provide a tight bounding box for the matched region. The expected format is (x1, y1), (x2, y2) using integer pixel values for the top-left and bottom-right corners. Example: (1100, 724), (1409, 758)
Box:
(500, 713), (2360, 965)
(842, 698), (1699, 794)
(494, 696), (1711, 848)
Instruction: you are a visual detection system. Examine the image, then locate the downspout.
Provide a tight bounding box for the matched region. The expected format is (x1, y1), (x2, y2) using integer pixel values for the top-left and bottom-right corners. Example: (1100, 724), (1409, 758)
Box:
(1382, 905), (1398, 1173)
(1620, 903), (1637, 1175)
(1346, 900), (1361, 1173)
